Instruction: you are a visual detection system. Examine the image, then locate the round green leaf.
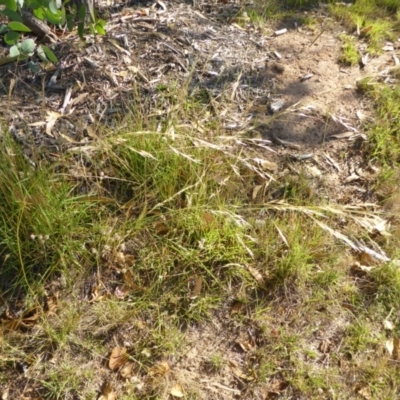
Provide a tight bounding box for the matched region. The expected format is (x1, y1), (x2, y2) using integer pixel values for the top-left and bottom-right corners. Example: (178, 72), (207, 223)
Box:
(4, 0), (17, 11)
(49, 0), (58, 14)
(20, 38), (36, 55)
(4, 30), (20, 45)
(40, 45), (58, 63)
(8, 21), (31, 32)
(9, 45), (20, 57)
(33, 8), (45, 20)
(36, 45), (47, 62)
(0, 24), (9, 34)
(0, 9), (23, 23)
(44, 8), (62, 24)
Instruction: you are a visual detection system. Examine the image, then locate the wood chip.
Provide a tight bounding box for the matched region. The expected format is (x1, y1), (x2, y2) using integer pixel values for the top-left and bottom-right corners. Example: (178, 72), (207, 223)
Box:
(300, 73), (313, 82)
(275, 28), (287, 36)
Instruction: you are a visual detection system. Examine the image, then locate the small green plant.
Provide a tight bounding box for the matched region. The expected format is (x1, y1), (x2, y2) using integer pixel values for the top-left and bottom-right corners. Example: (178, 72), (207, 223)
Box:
(339, 33), (359, 65)
(207, 353), (225, 372)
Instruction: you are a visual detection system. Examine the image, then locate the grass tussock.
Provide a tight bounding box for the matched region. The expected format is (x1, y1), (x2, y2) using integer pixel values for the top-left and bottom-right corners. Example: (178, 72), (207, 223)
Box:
(2, 104), (400, 397)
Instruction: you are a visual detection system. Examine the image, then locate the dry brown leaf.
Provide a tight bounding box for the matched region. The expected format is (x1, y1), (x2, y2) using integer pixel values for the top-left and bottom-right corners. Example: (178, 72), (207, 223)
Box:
(360, 25), (373, 36)
(236, 340), (254, 352)
(98, 381), (116, 400)
(45, 111), (62, 137)
(109, 347), (128, 370)
(149, 360), (170, 376)
(383, 320), (394, 331)
(246, 265), (265, 286)
(170, 383), (184, 398)
(270, 379), (289, 393)
(319, 339), (331, 354)
(202, 212), (214, 225)
(358, 386), (372, 400)
(1, 387), (9, 400)
(359, 251), (377, 266)
(254, 157), (278, 172)
(252, 185), (263, 200)
(115, 251), (127, 267)
(230, 301), (244, 314)
(114, 286), (128, 300)
(189, 276), (202, 299)
(270, 328), (280, 339)
(120, 362), (135, 379)
(386, 337), (400, 360)
(123, 270), (145, 293)
(228, 360), (254, 381)
(153, 221), (169, 235)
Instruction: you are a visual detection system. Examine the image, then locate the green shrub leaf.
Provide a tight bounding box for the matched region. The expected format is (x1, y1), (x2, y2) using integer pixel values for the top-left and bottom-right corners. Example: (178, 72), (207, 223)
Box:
(9, 45), (20, 57)
(20, 38), (36, 55)
(0, 8), (23, 23)
(33, 7), (45, 19)
(0, 24), (9, 34)
(8, 21), (31, 32)
(94, 22), (105, 35)
(43, 7), (62, 24)
(40, 45), (58, 62)
(49, 0), (58, 15)
(66, 14), (74, 31)
(4, 30), (20, 44)
(78, 21), (84, 39)
(3, 0), (17, 11)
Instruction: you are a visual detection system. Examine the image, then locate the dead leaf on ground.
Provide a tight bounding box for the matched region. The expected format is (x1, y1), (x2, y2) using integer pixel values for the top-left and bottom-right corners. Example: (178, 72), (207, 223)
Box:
(120, 362), (135, 379)
(149, 360), (170, 376)
(236, 339), (255, 352)
(202, 212), (214, 225)
(1, 307), (41, 332)
(386, 337), (400, 360)
(45, 111), (62, 137)
(109, 346), (128, 370)
(1, 387), (9, 400)
(230, 301), (244, 314)
(189, 276), (202, 299)
(228, 360), (254, 381)
(98, 381), (116, 400)
(153, 220), (170, 235)
(319, 339), (331, 354)
(265, 379), (289, 398)
(357, 386), (372, 400)
(170, 383), (184, 398)
(252, 184), (264, 200)
(246, 265), (265, 287)
(359, 250), (377, 266)
(383, 319), (394, 331)
(254, 157), (278, 172)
